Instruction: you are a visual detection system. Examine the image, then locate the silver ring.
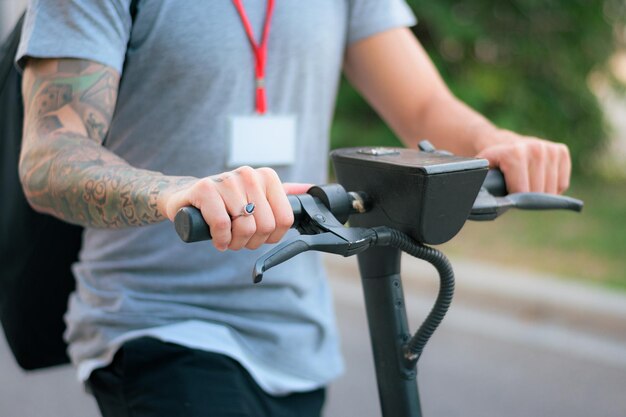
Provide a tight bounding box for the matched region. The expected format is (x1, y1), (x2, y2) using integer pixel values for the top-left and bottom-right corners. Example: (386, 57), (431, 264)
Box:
(241, 202), (255, 217)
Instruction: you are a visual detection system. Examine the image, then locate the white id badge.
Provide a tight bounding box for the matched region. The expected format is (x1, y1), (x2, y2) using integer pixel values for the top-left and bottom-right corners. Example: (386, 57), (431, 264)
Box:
(228, 115), (297, 168)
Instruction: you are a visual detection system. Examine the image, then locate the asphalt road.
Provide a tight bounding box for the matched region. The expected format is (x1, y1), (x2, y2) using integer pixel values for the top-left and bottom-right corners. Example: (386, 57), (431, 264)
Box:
(1, 255), (625, 417)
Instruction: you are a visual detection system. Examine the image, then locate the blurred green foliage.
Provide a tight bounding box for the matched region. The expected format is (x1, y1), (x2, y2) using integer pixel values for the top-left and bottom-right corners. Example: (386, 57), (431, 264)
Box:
(332, 0), (626, 174)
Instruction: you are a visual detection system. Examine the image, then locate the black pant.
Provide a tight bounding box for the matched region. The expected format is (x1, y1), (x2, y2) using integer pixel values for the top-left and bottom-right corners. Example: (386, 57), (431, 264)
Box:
(88, 337), (325, 417)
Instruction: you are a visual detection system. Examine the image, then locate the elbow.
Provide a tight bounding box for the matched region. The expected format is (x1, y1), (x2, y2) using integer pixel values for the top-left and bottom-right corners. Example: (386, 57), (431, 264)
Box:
(17, 145), (50, 214)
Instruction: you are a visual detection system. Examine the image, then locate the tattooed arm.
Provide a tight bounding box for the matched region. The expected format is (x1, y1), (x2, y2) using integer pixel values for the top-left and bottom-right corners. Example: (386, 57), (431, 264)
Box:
(19, 58), (196, 228)
(20, 58), (300, 250)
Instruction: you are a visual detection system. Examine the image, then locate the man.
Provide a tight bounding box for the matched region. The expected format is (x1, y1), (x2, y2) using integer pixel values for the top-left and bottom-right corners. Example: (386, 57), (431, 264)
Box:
(17, 1), (570, 416)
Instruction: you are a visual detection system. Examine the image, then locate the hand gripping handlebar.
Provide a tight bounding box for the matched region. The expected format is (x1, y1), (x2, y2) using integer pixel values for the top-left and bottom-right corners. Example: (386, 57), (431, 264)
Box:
(174, 170), (582, 246)
(174, 169), (582, 285)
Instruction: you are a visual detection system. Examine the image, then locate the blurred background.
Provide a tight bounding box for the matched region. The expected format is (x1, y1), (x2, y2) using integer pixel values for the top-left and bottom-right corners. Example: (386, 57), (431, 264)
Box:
(2, 1), (626, 416)
(333, 0), (626, 291)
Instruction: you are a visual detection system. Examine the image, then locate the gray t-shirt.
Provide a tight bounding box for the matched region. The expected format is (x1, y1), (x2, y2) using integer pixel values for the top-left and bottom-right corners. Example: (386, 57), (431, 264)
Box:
(17, 0), (415, 394)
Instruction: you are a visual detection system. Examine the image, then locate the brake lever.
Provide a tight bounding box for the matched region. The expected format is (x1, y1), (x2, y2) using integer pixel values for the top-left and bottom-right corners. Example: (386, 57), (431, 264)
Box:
(469, 188), (584, 221)
(253, 230), (376, 283)
(253, 194), (377, 283)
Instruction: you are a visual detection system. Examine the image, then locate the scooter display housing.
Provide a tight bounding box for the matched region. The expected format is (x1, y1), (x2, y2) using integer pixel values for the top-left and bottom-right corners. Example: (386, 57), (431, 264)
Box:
(331, 147), (489, 245)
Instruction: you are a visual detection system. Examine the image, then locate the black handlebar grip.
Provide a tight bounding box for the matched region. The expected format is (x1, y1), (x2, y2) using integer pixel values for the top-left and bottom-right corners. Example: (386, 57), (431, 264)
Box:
(175, 206), (211, 242)
(483, 169), (507, 197)
(174, 196), (305, 243)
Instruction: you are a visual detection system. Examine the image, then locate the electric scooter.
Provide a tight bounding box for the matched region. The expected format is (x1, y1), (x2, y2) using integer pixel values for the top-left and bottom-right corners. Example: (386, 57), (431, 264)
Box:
(174, 142), (583, 417)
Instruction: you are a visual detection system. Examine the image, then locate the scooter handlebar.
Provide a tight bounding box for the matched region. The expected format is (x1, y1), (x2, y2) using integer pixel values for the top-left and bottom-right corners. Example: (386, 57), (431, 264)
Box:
(174, 169), (582, 242)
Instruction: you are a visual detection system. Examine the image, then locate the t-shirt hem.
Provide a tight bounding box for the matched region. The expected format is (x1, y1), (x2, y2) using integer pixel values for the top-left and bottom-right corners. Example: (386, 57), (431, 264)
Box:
(75, 320), (344, 396)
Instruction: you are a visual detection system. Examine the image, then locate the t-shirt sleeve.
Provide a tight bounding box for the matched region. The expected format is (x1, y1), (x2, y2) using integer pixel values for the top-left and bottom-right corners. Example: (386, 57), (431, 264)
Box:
(15, 0), (133, 74)
(347, 0), (417, 45)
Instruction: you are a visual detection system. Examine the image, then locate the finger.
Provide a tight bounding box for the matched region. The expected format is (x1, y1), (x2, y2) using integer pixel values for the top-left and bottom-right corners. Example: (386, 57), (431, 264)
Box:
(528, 160), (545, 193)
(259, 168), (294, 244)
(283, 182), (313, 195)
(528, 144), (546, 193)
(557, 144), (571, 194)
(477, 145), (530, 193)
(503, 164), (530, 194)
(228, 215), (257, 251)
(545, 163), (559, 194)
(544, 146), (559, 194)
(191, 179), (232, 251)
(220, 168), (258, 250)
(236, 168), (275, 250)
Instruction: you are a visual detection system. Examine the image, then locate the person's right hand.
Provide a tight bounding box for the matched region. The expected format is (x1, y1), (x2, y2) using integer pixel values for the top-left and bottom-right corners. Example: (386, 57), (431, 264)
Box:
(162, 166), (311, 251)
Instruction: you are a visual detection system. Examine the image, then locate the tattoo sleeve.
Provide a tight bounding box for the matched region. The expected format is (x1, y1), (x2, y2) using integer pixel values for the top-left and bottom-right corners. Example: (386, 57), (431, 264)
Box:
(20, 59), (196, 228)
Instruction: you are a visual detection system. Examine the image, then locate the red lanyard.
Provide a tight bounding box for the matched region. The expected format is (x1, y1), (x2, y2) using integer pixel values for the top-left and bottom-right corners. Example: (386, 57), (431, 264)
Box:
(232, 0), (275, 115)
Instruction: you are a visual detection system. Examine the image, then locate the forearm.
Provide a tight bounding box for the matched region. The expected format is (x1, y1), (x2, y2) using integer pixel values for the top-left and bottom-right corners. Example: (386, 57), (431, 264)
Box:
(19, 131), (196, 228)
(402, 90), (502, 157)
(345, 28), (571, 194)
(345, 28), (502, 157)
(20, 58), (198, 227)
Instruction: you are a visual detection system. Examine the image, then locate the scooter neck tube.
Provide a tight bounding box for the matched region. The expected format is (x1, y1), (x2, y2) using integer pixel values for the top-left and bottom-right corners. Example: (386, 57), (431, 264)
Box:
(358, 247), (423, 417)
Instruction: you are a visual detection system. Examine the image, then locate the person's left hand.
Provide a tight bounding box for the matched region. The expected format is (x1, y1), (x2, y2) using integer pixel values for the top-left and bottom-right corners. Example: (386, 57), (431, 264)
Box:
(476, 129), (571, 195)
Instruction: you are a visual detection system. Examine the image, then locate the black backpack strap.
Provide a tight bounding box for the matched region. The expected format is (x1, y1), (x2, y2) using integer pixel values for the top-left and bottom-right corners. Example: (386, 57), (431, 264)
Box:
(0, 13), (24, 83)
(0, 1), (141, 371)
(130, 0), (139, 21)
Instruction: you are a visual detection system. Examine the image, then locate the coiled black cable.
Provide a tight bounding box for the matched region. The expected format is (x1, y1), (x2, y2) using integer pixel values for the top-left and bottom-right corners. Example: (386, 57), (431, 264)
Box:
(376, 227), (455, 366)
